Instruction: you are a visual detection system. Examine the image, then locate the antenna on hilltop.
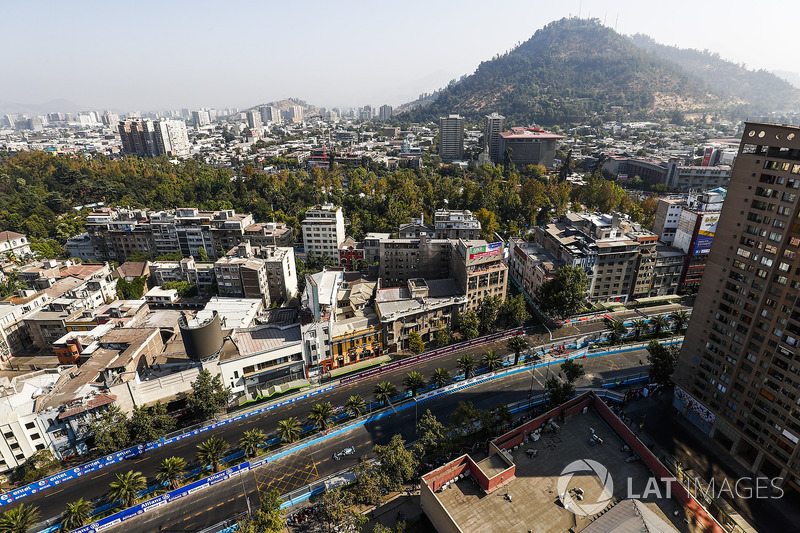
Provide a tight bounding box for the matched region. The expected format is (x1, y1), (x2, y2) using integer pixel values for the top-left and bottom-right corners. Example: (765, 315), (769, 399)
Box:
(615, 13), (619, 30)
(578, 0), (582, 18)
(604, 11), (607, 25)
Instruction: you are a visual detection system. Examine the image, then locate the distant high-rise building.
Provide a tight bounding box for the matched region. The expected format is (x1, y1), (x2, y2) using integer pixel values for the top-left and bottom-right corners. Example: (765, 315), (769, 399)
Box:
(326, 110), (339, 122)
(4, 115), (15, 129)
(289, 105), (303, 123)
(192, 110), (210, 128)
(673, 122), (800, 492)
(379, 105), (393, 121)
(118, 119), (190, 157)
(246, 110), (262, 130)
(484, 113), (505, 164)
(439, 114), (465, 161)
(360, 105), (373, 121)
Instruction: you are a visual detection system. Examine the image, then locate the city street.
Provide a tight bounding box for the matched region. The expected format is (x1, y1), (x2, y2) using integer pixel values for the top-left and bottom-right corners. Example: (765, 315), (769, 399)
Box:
(98, 347), (652, 532)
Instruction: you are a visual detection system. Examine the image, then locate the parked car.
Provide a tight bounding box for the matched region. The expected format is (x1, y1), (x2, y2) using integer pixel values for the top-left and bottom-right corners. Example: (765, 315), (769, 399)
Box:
(333, 446), (355, 460)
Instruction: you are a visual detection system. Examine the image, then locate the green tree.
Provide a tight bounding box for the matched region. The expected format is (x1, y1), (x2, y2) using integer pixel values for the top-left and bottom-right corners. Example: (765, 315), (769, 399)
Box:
(650, 315), (668, 336)
(115, 276), (148, 300)
(407, 330), (424, 354)
(197, 246), (210, 262)
(508, 335), (529, 366)
(108, 471), (146, 509)
(534, 266), (590, 319)
(92, 404), (130, 454)
(669, 310), (690, 334)
(188, 369), (232, 421)
(196, 436), (229, 473)
(156, 456), (187, 490)
(127, 402), (175, 444)
(631, 319), (648, 340)
(317, 488), (366, 533)
(413, 410), (451, 463)
(482, 349), (503, 372)
(373, 381), (397, 406)
(545, 376), (575, 406)
(560, 359), (586, 383)
(61, 498), (93, 530)
(646, 340), (680, 386)
(276, 417), (302, 444)
(434, 327), (451, 348)
(373, 434), (417, 492)
(237, 489), (284, 533)
(497, 294), (529, 328)
(431, 368), (451, 388)
(309, 402), (335, 431)
(345, 395), (366, 418)
(239, 429), (266, 458)
(609, 320), (628, 344)
(457, 354), (477, 378)
(402, 371), (426, 397)
(457, 310), (480, 340)
(476, 295), (502, 334)
(17, 449), (59, 484)
(351, 462), (384, 506)
(161, 280), (198, 298)
(0, 504), (40, 533)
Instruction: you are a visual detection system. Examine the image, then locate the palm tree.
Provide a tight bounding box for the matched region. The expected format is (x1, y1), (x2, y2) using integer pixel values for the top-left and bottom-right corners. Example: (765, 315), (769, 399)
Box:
(457, 354), (477, 378)
(482, 349), (503, 372)
(508, 335), (529, 365)
(0, 504), (39, 533)
(373, 381), (397, 406)
(670, 310), (690, 334)
(108, 471), (146, 509)
(239, 429), (266, 458)
(156, 456), (187, 490)
(430, 368), (451, 388)
(631, 319), (648, 341)
(402, 371), (426, 397)
(609, 320), (628, 344)
(277, 416), (302, 443)
(196, 436), (229, 473)
(61, 498), (93, 529)
(651, 315), (668, 336)
(345, 395), (366, 418)
(309, 402), (334, 431)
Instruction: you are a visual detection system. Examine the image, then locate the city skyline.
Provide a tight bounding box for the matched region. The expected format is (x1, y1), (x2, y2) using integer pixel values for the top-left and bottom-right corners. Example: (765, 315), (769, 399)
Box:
(3, 0), (799, 113)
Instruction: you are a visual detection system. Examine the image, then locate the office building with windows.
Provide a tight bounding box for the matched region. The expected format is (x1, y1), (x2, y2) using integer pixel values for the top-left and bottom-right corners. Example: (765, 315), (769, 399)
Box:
(674, 122), (800, 492)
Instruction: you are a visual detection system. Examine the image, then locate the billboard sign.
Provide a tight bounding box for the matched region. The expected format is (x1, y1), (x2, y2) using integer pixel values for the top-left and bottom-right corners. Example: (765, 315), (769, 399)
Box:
(693, 214), (719, 254)
(468, 242), (502, 263)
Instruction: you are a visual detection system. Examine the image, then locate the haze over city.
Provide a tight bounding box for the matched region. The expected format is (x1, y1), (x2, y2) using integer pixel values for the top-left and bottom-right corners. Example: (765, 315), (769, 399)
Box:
(3, 0), (799, 111)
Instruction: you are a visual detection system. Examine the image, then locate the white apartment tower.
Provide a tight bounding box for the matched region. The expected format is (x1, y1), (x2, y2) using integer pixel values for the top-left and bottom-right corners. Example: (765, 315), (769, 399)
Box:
(439, 114), (465, 161)
(302, 204), (346, 263)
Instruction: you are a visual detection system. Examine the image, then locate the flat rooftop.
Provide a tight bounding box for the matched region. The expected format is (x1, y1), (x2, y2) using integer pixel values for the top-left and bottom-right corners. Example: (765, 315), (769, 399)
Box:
(430, 408), (691, 533)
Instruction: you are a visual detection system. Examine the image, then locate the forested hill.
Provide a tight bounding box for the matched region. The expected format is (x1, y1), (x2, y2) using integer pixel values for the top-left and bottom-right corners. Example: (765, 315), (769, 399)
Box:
(402, 18), (718, 126)
(629, 34), (800, 113)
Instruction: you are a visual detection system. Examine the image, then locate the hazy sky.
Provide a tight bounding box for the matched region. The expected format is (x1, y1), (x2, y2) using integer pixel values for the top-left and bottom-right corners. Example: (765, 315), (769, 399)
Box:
(3, 0), (798, 112)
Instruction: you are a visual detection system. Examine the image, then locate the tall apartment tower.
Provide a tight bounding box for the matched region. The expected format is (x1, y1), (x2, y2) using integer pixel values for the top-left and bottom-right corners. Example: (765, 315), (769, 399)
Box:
(302, 204), (346, 263)
(484, 113), (505, 164)
(118, 119), (189, 157)
(673, 122), (800, 490)
(439, 114), (465, 161)
(379, 105), (393, 121)
(246, 110), (262, 130)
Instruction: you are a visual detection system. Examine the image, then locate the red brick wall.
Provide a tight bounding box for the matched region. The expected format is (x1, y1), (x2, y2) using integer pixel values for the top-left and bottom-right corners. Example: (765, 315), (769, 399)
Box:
(422, 456), (471, 492)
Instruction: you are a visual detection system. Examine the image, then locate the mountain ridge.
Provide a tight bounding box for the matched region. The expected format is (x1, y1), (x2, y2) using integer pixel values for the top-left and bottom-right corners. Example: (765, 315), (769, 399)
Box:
(399, 18), (799, 126)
